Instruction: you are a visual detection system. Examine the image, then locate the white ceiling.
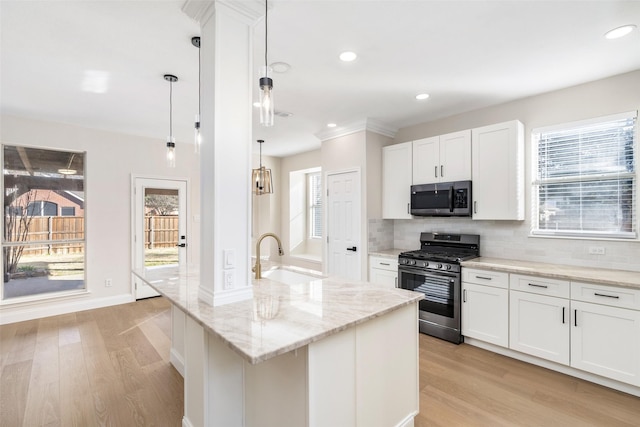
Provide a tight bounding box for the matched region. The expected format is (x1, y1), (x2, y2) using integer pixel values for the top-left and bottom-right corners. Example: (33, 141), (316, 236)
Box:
(1, 1), (639, 158)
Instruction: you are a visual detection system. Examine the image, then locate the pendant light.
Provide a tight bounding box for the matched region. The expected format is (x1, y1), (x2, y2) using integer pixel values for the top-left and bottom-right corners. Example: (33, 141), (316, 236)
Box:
(192, 36), (202, 154)
(164, 74), (178, 168)
(258, 0), (274, 127)
(252, 139), (273, 195)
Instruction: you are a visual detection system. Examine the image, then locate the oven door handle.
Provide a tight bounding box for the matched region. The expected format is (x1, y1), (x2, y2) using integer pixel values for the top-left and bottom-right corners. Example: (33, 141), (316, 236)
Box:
(398, 265), (459, 278)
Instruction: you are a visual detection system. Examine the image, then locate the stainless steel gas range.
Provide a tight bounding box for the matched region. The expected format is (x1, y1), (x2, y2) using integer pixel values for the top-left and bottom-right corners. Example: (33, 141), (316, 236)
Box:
(398, 232), (480, 344)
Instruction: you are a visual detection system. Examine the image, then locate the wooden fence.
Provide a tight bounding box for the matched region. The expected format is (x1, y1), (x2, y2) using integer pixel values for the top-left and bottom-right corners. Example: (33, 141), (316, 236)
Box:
(4, 215), (178, 256)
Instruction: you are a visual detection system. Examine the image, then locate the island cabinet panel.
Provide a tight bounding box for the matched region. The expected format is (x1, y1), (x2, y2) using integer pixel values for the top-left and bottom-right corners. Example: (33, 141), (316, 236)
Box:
(355, 303), (419, 427)
(510, 290), (570, 365)
(308, 327), (357, 427)
(571, 300), (640, 387)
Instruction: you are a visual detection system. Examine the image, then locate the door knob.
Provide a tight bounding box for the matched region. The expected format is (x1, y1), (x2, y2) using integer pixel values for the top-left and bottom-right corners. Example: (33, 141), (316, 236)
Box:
(346, 246), (357, 252)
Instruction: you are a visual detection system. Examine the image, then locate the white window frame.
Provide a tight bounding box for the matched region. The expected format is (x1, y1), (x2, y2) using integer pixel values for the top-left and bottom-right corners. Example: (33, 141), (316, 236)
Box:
(307, 171), (322, 239)
(530, 111), (638, 241)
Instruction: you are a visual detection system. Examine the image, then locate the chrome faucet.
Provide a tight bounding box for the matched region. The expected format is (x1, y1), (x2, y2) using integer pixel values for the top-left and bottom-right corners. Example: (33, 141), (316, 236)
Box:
(253, 232), (284, 279)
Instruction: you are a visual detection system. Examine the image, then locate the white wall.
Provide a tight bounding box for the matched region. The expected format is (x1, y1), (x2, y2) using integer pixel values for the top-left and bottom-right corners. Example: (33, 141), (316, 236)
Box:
(281, 149), (321, 270)
(251, 153), (281, 261)
(387, 70), (640, 272)
(0, 115), (200, 323)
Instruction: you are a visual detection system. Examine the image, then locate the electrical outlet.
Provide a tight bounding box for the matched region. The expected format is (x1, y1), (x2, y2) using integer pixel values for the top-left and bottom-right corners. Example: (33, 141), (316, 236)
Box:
(588, 246), (606, 255)
(223, 270), (234, 290)
(105, 278), (112, 287)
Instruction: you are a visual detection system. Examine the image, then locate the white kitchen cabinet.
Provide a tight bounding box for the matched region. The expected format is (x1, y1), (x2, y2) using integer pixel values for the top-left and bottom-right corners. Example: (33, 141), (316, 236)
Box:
(571, 299), (640, 387)
(461, 268), (509, 347)
(510, 290), (570, 365)
(368, 256), (398, 288)
(382, 142), (412, 219)
(471, 120), (524, 220)
(412, 130), (471, 185)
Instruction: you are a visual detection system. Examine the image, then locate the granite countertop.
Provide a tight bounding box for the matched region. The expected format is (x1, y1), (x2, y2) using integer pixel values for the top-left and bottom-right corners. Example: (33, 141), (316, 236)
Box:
(462, 257), (640, 290)
(369, 248), (406, 258)
(132, 266), (422, 364)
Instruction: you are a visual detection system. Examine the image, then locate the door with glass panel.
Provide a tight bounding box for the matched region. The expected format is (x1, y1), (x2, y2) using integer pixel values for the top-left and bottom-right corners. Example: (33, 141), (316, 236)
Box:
(132, 177), (187, 299)
(2, 145), (86, 300)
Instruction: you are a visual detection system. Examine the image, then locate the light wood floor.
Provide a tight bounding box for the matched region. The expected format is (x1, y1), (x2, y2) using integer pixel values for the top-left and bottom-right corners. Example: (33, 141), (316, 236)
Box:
(2, 298), (639, 427)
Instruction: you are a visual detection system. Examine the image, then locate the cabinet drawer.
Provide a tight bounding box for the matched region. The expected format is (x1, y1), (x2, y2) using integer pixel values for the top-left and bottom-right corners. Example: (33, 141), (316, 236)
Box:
(369, 256), (397, 272)
(572, 282), (640, 310)
(462, 268), (509, 289)
(510, 274), (570, 298)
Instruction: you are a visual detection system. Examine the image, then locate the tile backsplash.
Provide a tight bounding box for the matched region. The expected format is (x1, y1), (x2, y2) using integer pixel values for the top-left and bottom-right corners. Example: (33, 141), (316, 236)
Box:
(369, 218), (640, 272)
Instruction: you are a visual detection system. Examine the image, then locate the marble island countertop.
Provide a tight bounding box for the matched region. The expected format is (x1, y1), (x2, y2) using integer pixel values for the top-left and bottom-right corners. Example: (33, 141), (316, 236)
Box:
(462, 257), (640, 290)
(133, 266), (423, 364)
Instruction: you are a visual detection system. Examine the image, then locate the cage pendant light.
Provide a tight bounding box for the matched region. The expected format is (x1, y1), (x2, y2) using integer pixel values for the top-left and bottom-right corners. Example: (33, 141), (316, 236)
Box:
(259, 0), (274, 127)
(192, 36), (202, 154)
(164, 74), (178, 168)
(252, 139), (273, 195)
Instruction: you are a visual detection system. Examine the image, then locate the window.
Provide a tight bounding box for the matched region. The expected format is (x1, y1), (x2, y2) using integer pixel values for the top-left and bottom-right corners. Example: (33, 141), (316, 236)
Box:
(2, 145), (86, 300)
(308, 172), (322, 239)
(532, 112), (637, 239)
(61, 207), (76, 216)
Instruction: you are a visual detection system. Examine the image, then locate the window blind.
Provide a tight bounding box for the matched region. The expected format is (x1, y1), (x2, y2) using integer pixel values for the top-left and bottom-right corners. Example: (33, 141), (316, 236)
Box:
(532, 112), (637, 239)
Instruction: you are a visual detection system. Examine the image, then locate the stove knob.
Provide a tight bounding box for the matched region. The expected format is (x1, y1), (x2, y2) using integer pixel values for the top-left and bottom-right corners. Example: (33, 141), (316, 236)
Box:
(420, 261), (427, 268)
(400, 259), (406, 265)
(409, 260), (416, 266)
(436, 263), (443, 269)
(424, 262), (429, 268)
(445, 264), (452, 271)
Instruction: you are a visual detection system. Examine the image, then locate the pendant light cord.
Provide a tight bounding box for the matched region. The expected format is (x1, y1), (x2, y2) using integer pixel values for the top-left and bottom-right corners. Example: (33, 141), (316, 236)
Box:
(169, 80), (173, 137)
(264, 0), (268, 69)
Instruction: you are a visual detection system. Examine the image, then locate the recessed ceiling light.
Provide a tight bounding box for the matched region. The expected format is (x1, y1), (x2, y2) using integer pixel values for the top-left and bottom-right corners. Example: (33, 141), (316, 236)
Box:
(339, 51), (357, 62)
(327, 123), (337, 128)
(270, 62), (291, 73)
(415, 93), (430, 100)
(604, 24), (637, 39)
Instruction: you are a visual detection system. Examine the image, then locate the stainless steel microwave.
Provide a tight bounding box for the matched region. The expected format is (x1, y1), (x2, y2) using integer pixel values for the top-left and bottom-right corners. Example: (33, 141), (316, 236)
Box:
(410, 180), (472, 217)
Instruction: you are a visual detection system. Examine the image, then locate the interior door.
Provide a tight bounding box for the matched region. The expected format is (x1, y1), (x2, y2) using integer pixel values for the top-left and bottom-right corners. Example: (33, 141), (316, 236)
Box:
(132, 177), (187, 299)
(326, 170), (361, 280)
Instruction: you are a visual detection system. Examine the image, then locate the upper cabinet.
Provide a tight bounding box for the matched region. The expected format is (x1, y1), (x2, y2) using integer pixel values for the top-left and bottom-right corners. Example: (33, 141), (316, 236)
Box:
(382, 142), (412, 219)
(471, 120), (524, 220)
(412, 130), (471, 185)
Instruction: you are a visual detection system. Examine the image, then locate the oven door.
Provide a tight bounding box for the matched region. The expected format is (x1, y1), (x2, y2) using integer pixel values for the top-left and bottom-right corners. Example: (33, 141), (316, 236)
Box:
(398, 265), (460, 330)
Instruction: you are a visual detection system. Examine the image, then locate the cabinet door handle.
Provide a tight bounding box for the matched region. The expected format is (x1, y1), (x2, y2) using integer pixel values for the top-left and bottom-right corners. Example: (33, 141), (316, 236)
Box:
(594, 293), (620, 299)
(574, 309), (578, 327)
(395, 277), (398, 287)
(562, 307), (565, 324)
(476, 276), (492, 280)
(441, 165), (444, 177)
(407, 203), (410, 214)
(463, 289), (467, 303)
(434, 166), (438, 178)
(528, 283), (548, 289)
(380, 262), (390, 266)
(474, 201), (478, 214)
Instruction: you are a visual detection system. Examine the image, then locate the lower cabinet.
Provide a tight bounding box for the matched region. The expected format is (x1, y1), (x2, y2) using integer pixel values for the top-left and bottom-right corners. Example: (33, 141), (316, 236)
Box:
(461, 282), (509, 347)
(571, 300), (640, 386)
(368, 256), (398, 288)
(509, 290), (570, 365)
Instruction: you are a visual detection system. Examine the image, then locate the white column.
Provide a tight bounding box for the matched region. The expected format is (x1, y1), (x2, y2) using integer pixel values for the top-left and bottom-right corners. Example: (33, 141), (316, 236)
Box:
(189, 0), (261, 306)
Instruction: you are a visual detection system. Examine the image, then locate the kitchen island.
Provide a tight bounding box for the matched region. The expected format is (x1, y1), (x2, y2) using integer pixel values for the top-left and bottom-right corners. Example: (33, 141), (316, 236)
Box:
(133, 266), (423, 427)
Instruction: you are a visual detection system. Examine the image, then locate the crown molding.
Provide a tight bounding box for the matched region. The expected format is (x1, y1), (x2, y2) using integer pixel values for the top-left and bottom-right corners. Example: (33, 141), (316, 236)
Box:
(315, 118), (398, 142)
(182, 0), (264, 26)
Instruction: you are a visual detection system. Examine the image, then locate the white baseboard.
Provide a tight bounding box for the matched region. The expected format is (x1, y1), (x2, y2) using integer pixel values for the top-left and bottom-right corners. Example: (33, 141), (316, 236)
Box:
(465, 337), (640, 397)
(182, 416), (194, 427)
(396, 411), (417, 427)
(0, 293), (135, 325)
(170, 347), (185, 377)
